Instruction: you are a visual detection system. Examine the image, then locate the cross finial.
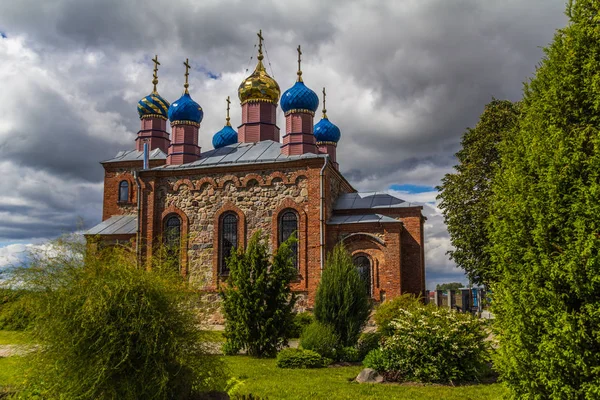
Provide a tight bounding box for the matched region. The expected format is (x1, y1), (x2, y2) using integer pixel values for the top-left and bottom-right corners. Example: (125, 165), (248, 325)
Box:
(226, 96), (231, 126)
(296, 45), (303, 82)
(257, 29), (264, 61)
(151, 55), (160, 93)
(183, 58), (191, 94)
(322, 87), (328, 119)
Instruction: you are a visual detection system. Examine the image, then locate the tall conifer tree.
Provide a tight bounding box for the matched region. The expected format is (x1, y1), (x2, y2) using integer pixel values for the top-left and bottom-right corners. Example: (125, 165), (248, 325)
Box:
(489, 1), (600, 397)
(221, 231), (297, 357)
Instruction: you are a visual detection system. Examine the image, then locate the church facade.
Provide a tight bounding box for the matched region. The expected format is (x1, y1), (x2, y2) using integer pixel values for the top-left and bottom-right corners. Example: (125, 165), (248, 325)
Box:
(86, 34), (426, 309)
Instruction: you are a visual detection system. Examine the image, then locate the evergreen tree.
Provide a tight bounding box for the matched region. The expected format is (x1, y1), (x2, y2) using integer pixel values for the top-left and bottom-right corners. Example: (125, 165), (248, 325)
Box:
(314, 244), (371, 347)
(221, 231), (297, 357)
(489, 1), (600, 397)
(437, 99), (519, 285)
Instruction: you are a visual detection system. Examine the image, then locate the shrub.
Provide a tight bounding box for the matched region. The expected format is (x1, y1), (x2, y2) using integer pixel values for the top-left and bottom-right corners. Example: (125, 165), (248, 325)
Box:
(337, 346), (361, 363)
(289, 311), (314, 338)
(221, 231), (297, 357)
(314, 244), (371, 347)
(10, 238), (227, 399)
(363, 304), (489, 384)
(0, 289), (36, 331)
(276, 348), (329, 369)
(373, 294), (422, 336)
(299, 321), (339, 360)
(356, 332), (383, 360)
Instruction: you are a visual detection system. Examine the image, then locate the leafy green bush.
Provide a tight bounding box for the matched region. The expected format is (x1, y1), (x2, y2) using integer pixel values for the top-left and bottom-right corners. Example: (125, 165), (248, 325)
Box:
(337, 346), (361, 363)
(276, 348), (329, 369)
(373, 294), (422, 336)
(314, 244), (371, 347)
(356, 332), (382, 360)
(363, 304), (489, 383)
(10, 237), (227, 399)
(299, 321), (339, 360)
(289, 311), (314, 338)
(0, 289), (36, 331)
(221, 231), (297, 357)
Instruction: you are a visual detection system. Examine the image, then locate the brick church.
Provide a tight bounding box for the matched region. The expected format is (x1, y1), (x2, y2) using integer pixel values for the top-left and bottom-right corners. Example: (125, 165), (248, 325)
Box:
(86, 32), (426, 307)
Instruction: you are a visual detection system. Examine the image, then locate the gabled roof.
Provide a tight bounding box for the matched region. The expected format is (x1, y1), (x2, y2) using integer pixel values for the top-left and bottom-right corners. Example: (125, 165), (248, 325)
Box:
(327, 214), (401, 225)
(102, 148), (166, 163)
(155, 140), (325, 171)
(334, 192), (417, 210)
(85, 215), (137, 235)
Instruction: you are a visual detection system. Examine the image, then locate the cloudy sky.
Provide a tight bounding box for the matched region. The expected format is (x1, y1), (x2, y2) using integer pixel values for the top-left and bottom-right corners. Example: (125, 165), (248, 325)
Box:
(0, 0), (568, 288)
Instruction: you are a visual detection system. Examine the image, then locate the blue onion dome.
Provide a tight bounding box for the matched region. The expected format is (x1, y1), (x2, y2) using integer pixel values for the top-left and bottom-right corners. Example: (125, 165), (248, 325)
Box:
(168, 92), (203, 125)
(137, 92), (170, 120)
(280, 81), (319, 114)
(314, 116), (341, 143)
(213, 125), (238, 149)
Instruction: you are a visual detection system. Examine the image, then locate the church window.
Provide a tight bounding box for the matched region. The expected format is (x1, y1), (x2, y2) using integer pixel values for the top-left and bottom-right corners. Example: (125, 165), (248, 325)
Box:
(353, 254), (372, 297)
(219, 212), (238, 275)
(164, 214), (181, 269)
(279, 210), (298, 269)
(118, 180), (129, 202)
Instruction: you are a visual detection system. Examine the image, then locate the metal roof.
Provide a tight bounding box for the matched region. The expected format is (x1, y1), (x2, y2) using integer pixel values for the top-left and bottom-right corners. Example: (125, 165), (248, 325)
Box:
(85, 215), (137, 235)
(102, 148), (167, 163)
(155, 140), (325, 171)
(327, 214), (402, 225)
(333, 192), (417, 210)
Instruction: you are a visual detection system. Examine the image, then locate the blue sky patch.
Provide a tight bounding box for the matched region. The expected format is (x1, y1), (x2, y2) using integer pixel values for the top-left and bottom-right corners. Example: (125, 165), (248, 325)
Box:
(0, 32), (7, 39)
(194, 65), (220, 80)
(389, 184), (436, 193)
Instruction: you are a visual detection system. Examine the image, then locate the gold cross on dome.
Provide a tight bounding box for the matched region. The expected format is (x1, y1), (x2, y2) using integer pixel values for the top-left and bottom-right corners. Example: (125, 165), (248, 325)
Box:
(297, 45), (303, 82)
(226, 96), (231, 126)
(322, 87), (327, 118)
(183, 58), (191, 93)
(257, 29), (264, 60)
(151, 55), (160, 92)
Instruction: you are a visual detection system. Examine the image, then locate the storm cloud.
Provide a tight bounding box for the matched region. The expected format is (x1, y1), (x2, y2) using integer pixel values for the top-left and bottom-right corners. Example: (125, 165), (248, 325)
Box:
(0, 0), (568, 286)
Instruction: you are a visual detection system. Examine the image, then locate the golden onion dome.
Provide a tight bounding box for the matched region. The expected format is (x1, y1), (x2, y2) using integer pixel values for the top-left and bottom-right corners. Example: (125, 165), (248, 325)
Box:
(238, 58), (280, 105)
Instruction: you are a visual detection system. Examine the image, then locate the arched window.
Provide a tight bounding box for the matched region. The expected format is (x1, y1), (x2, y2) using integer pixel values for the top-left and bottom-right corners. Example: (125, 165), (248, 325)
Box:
(164, 214), (181, 269)
(118, 180), (129, 203)
(353, 254), (372, 297)
(219, 212), (238, 275)
(279, 210), (298, 269)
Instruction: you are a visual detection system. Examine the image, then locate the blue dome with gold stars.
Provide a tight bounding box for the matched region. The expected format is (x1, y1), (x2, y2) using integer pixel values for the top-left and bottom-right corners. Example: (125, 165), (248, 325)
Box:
(280, 81), (319, 113)
(314, 116), (341, 143)
(137, 92), (170, 120)
(168, 93), (203, 124)
(212, 125), (238, 149)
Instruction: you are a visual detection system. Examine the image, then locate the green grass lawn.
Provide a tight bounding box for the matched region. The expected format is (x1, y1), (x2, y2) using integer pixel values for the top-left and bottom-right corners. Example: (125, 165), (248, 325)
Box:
(0, 330), (507, 399)
(224, 355), (508, 400)
(0, 331), (32, 346)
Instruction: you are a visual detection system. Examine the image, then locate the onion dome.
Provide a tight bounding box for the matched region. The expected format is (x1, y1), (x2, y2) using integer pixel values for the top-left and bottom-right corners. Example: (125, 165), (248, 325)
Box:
(314, 117), (341, 143)
(168, 93), (203, 125)
(213, 96), (238, 149)
(138, 92), (170, 120)
(280, 81), (319, 114)
(280, 45), (319, 114)
(168, 58), (203, 125)
(314, 87), (341, 143)
(137, 55), (170, 120)
(213, 125), (238, 149)
(238, 30), (280, 105)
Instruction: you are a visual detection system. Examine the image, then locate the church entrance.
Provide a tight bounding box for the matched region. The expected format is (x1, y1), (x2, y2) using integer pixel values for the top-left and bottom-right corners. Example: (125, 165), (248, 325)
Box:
(353, 254), (372, 297)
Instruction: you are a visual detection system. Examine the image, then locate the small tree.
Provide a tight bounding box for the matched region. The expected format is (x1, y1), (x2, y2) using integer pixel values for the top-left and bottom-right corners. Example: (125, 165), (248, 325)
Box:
(221, 230), (297, 357)
(314, 244), (371, 347)
(435, 282), (464, 291)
